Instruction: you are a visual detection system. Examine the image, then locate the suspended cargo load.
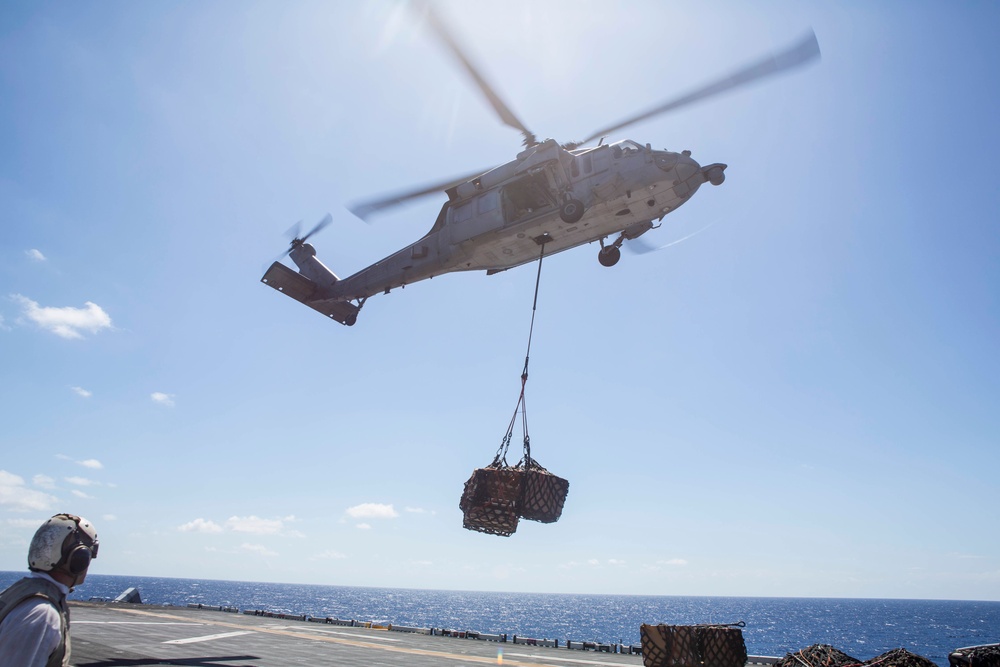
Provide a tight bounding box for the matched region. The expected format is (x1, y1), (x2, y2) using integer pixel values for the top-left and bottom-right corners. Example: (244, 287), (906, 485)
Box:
(460, 465), (523, 537)
(459, 246), (569, 536)
(516, 458), (569, 524)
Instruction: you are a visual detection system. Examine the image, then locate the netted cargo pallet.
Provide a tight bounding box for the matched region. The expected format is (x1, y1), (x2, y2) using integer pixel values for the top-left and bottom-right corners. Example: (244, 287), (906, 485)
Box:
(517, 461), (569, 524)
(867, 648), (938, 667)
(640, 622), (747, 667)
(776, 645), (939, 667)
(950, 645), (1000, 667)
(774, 644), (860, 667)
(460, 466), (523, 537)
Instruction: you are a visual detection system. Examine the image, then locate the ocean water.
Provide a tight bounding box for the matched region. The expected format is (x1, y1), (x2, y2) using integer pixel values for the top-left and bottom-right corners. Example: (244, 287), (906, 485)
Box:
(2, 571), (996, 666)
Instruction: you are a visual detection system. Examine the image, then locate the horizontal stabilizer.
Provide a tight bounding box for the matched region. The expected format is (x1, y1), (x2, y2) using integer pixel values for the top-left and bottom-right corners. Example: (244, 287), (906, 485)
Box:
(261, 262), (359, 326)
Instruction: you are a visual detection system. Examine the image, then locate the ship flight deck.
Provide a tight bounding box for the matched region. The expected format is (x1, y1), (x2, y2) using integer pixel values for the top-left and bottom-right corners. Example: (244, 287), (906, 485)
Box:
(69, 600), (657, 667)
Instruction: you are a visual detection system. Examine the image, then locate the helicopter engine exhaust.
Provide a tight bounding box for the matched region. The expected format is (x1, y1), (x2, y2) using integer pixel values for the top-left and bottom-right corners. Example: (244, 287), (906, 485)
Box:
(703, 164), (728, 186)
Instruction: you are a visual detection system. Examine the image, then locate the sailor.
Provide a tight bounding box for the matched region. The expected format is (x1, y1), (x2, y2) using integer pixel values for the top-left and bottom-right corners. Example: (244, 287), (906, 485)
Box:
(0, 513), (99, 667)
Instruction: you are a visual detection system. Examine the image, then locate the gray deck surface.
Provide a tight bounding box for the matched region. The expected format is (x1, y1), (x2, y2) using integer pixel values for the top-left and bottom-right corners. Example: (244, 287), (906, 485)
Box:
(69, 601), (646, 666)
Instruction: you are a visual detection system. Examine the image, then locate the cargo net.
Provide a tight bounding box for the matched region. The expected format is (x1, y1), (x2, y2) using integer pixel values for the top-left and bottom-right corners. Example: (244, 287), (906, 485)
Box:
(516, 455), (569, 524)
(775, 645), (939, 667)
(774, 644), (860, 667)
(640, 622), (747, 667)
(459, 448), (569, 536)
(459, 465), (522, 537)
(868, 649), (940, 667)
(951, 645), (1000, 667)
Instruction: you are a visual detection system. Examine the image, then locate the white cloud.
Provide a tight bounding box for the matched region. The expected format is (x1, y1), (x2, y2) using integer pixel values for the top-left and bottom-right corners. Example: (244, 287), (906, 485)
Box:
(310, 549), (347, 561)
(71, 489), (92, 499)
(608, 559), (627, 566)
(658, 558), (688, 566)
(587, 559), (600, 566)
(65, 476), (98, 487)
(345, 503), (398, 519)
(11, 294), (112, 339)
(70, 386), (92, 398)
(225, 515), (293, 535)
(33, 474), (55, 489)
(102, 514), (117, 521)
(26, 249), (46, 261)
(241, 543), (277, 557)
(179, 518), (223, 533)
(178, 515), (298, 536)
(355, 523), (372, 530)
(1, 470), (58, 511)
(6, 518), (45, 529)
(150, 392), (175, 407)
(58, 456), (103, 471)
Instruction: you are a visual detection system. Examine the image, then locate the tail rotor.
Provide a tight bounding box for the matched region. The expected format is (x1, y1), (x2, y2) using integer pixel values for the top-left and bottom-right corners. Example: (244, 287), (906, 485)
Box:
(276, 213), (333, 261)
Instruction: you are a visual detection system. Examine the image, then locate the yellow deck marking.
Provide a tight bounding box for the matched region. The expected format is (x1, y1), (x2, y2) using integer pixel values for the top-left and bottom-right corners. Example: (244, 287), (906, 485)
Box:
(99, 606), (577, 667)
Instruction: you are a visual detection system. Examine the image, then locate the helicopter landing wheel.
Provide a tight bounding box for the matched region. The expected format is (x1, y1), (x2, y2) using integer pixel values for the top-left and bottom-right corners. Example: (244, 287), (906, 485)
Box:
(598, 246), (621, 267)
(559, 199), (585, 224)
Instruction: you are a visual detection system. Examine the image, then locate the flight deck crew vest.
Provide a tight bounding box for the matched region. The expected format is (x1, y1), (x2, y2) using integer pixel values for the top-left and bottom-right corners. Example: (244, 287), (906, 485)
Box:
(0, 576), (70, 667)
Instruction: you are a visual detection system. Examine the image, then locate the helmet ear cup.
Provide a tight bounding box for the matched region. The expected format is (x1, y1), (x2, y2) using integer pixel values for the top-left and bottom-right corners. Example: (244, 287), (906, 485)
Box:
(66, 544), (92, 575)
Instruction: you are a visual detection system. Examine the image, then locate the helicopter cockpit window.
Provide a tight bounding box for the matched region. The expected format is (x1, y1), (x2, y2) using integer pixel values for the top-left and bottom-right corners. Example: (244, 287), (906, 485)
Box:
(611, 140), (643, 157)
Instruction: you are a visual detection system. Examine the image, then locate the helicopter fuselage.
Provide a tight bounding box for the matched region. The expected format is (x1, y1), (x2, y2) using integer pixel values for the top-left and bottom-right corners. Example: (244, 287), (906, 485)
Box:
(260, 11), (818, 326)
(261, 138), (726, 324)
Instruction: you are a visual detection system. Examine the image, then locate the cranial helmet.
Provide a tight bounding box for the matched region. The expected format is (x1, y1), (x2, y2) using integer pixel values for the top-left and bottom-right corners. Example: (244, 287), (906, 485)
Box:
(28, 513), (99, 577)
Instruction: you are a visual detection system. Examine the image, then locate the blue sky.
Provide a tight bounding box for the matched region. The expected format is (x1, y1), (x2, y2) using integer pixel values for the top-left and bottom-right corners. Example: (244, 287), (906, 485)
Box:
(2, 1), (998, 600)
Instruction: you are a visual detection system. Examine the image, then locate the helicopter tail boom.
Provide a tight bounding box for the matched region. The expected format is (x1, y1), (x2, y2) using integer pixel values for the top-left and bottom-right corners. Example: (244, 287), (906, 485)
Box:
(261, 262), (360, 326)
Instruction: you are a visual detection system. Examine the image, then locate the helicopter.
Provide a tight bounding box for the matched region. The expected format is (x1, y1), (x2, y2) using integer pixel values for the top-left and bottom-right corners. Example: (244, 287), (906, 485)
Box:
(261, 5), (820, 326)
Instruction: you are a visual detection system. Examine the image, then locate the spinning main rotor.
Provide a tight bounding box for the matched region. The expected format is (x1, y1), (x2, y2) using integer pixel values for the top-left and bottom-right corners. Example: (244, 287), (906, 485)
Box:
(350, 4), (820, 220)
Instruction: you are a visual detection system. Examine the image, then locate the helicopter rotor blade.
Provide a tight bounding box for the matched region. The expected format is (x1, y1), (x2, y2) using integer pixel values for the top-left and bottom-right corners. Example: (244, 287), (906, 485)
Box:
(577, 30), (821, 147)
(348, 168), (490, 221)
(273, 244), (294, 263)
(625, 218), (721, 256)
(418, 2), (537, 147)
(299, 213), (333, 243)
(273, 220), (304, 261)
(273, 214), (333, 263)
(284, 219), (303, 241)
(625, 236), (660, 255)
